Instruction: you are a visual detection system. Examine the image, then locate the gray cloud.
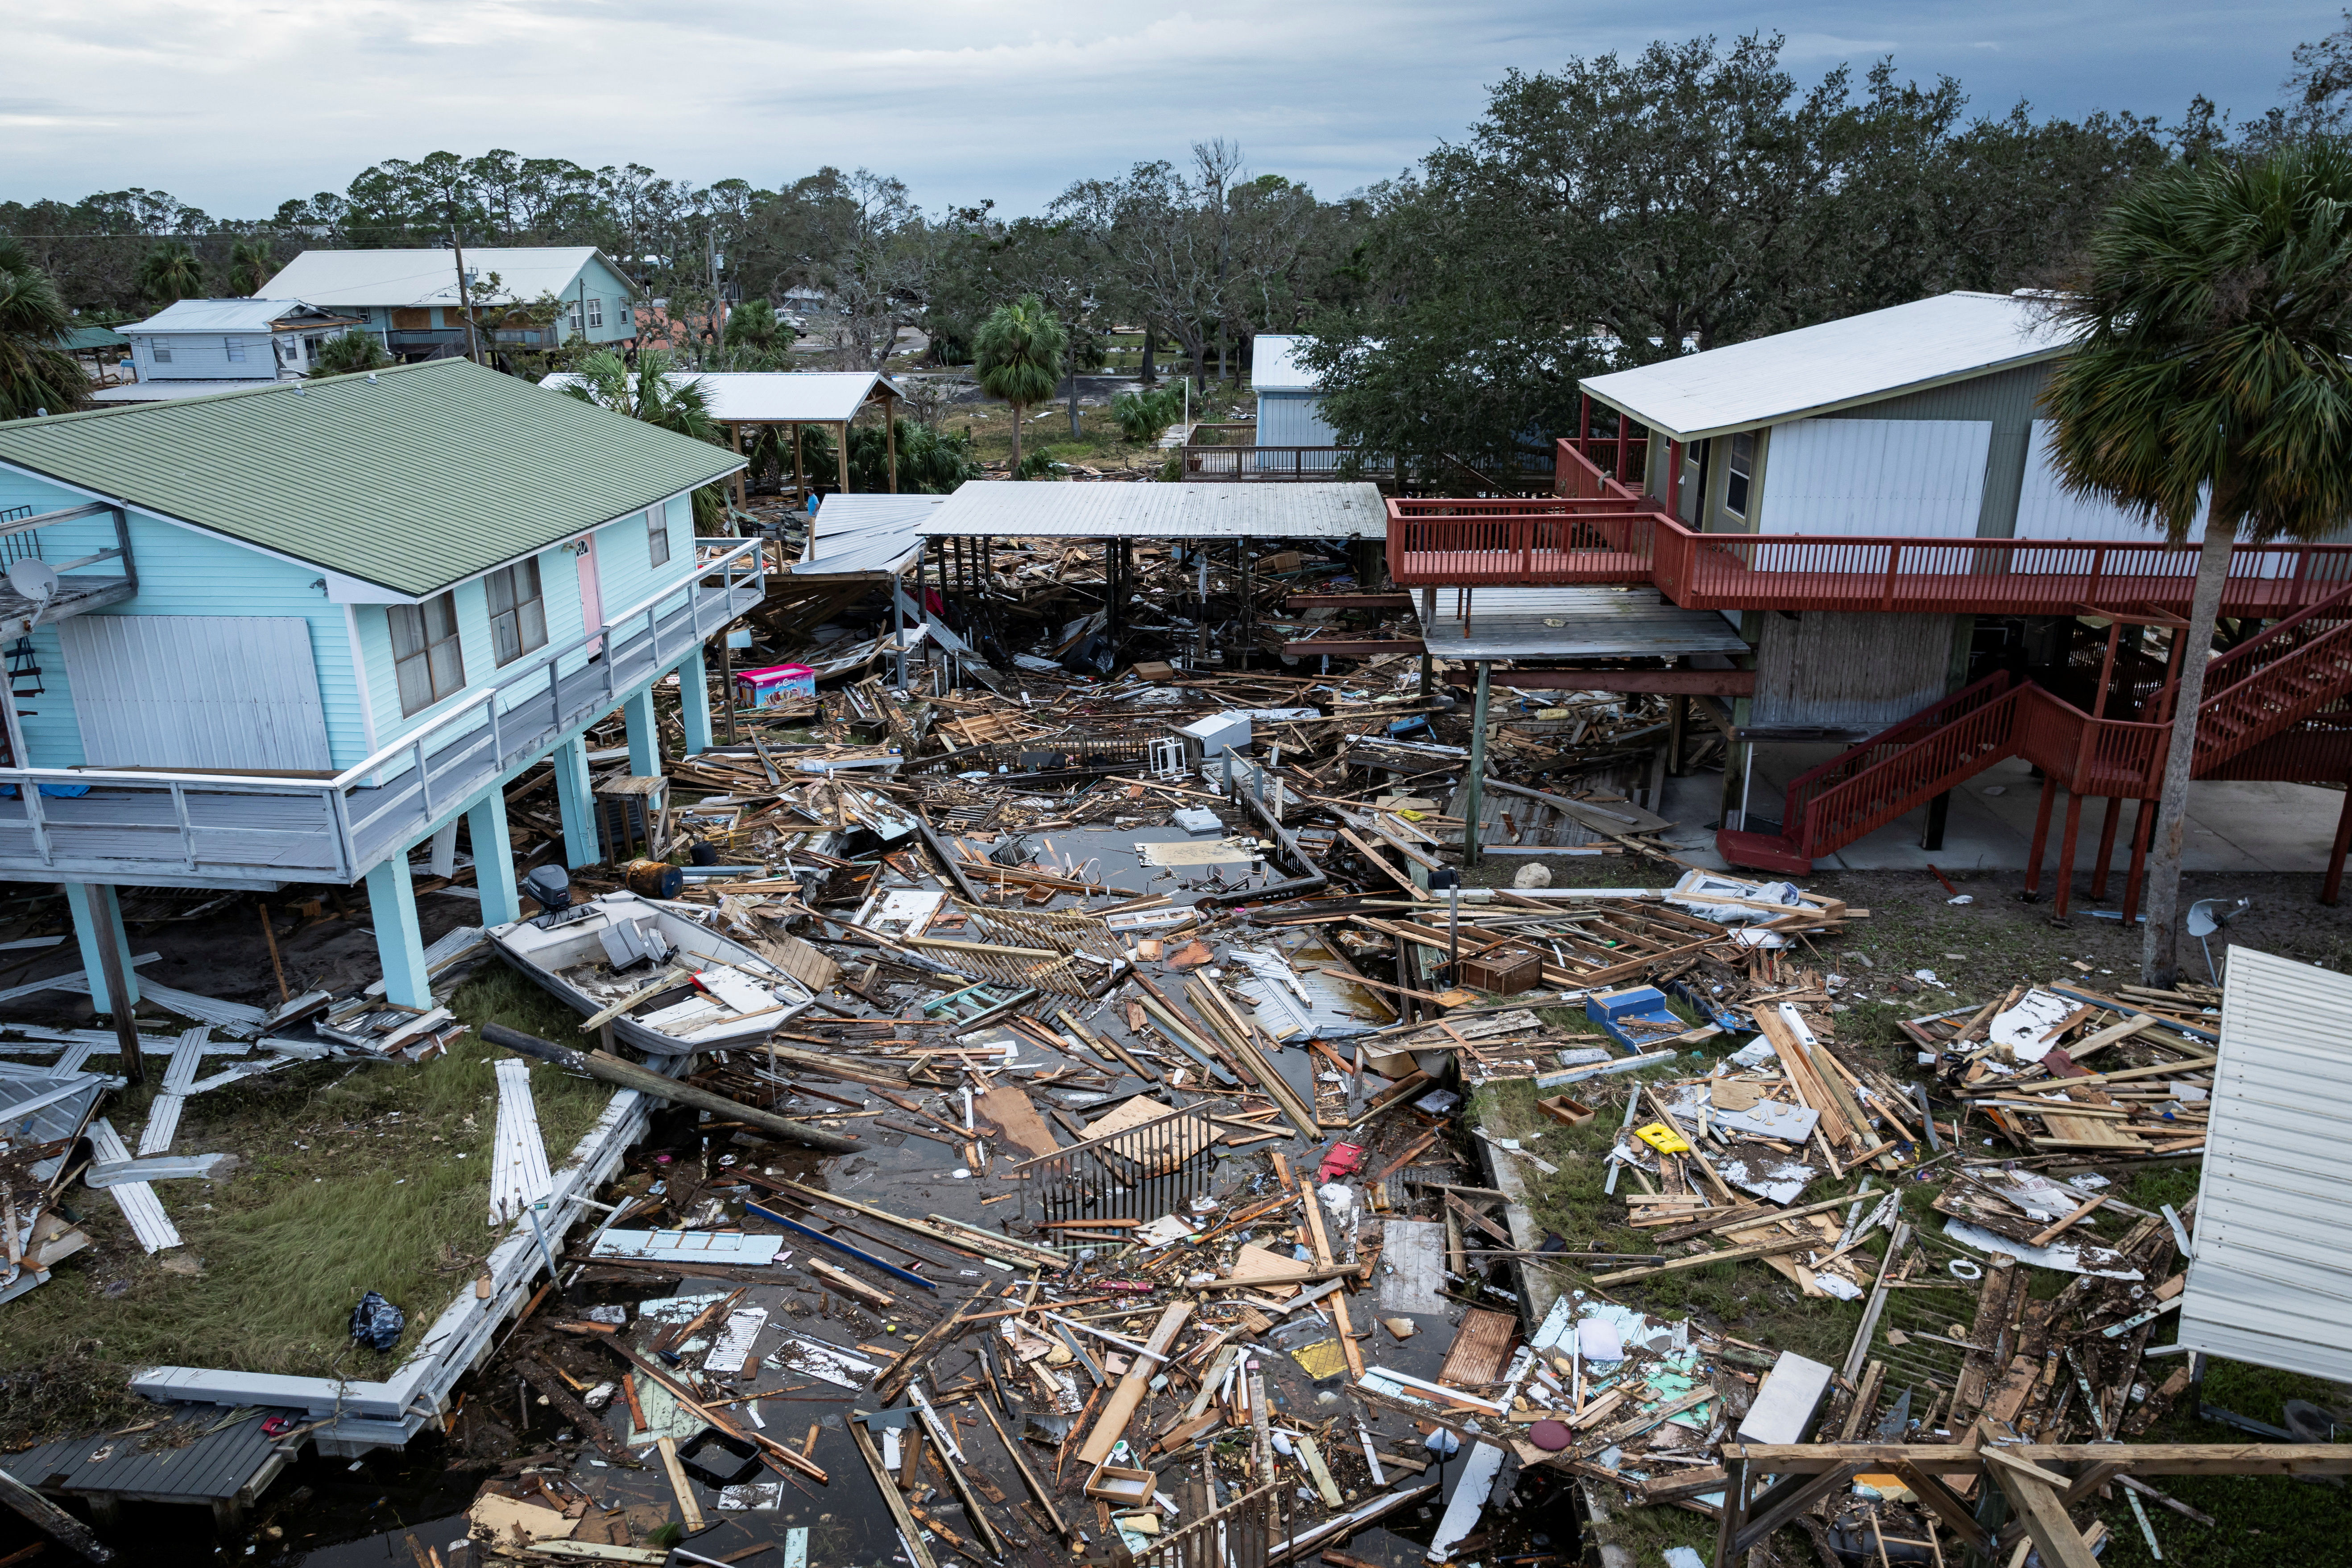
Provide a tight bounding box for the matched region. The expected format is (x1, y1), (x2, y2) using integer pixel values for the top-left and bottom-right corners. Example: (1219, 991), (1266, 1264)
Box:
(0, 0), (2323, 216)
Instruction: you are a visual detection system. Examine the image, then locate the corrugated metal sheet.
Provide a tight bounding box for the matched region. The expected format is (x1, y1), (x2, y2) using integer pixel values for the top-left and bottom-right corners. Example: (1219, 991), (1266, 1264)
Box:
(1413, 585), (1751, 661)
(257, 247), (621, 308)
(1581, 291), (2071, 442)
(59, 616), (331, 771)
(540, 369), (902, 425)
(2016, 420), (2150, 542)
(1757, 418), (1992, 538)
(1256, 390), (1341, 447)
(1750, 611), (1958, 731)
(793, 494), (944, 577)
(0, 360), (743, 597)
(122, 299), (327, 334)
(1252, 335), (1317, 391)
(2178, 946), (2352, 1382)
(923, 480), (1383, 539)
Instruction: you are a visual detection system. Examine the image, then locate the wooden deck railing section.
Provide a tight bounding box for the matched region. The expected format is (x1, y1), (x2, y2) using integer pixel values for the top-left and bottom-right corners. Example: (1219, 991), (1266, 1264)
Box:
(1384, 439), (2352, 617)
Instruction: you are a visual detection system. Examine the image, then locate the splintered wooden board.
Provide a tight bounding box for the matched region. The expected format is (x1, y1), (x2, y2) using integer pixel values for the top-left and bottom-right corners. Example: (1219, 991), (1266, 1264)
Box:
(1438, 1307), (1519, 1388)
(1226, 1243), (1305, 1299)
(2041, 1113), (2148, 1149)
(975, 1087), (1062, 1160)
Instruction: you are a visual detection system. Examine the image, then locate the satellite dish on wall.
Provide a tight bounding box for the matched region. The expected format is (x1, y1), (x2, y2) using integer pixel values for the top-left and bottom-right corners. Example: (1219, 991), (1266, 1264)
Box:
(7, 559), (58, 606)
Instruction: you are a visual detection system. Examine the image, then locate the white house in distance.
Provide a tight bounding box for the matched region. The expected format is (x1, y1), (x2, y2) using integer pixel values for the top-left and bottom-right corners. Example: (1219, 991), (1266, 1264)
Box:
(98, 298), (367, 403)
(256, 246), (642, 360)
(1250, 334), (1342, 446)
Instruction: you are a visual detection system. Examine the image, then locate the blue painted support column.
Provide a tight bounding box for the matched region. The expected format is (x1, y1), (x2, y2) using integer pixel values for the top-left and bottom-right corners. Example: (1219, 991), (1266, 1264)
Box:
(678, 646), (714, 757)
(467, 790), (521, 927)
(551, 735), (599, 869)
(64, 882), (138, 1014)
(622, 687), (660, 777)
(364, 856), (431, 1009)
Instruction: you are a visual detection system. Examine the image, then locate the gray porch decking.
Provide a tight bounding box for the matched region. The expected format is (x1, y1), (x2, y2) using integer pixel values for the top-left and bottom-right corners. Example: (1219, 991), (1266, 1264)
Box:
(0, 549), (762, 887)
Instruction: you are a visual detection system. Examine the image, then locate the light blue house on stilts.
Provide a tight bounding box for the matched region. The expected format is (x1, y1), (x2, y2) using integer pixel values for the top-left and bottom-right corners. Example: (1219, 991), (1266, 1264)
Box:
(0, 360), (753, 1012)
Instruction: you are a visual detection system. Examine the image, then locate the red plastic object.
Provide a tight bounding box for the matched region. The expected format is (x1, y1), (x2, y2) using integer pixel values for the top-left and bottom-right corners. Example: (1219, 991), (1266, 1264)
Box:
(1317, 1142), (1365, 1183)
(1529, 1419), (1573, 1452)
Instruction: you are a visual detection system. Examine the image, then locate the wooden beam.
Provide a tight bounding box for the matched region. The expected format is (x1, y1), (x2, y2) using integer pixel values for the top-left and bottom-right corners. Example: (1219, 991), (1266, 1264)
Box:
(1075, 1300), (1194, 1466)
(1285, 592), (1415, 611)
(1987, 1460), (2101, 1568)
(1282, 637), (1425, 658)
(1444, 668), (1757, 696)
(1731, 1464), (1861, 1557)
(1722, 1443), (2352, 1477)
(1891, 1461), (1993, 1551)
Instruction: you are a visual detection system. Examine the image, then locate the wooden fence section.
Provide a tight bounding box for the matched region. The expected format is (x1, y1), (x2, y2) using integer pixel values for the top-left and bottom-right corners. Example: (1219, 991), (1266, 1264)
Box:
(1142, 1481), (1280, 1568)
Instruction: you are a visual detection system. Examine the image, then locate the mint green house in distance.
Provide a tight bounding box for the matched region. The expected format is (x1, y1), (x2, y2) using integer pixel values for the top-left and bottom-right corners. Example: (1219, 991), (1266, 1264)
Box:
(0, 359), (753, 1010)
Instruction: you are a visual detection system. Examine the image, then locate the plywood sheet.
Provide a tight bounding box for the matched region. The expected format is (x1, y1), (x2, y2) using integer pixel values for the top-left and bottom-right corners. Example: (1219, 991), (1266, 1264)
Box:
(975, 1087), (1060, 1161)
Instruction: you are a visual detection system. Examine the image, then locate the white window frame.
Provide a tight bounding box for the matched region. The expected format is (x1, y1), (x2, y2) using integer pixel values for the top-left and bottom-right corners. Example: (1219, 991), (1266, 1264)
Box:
(224, 337), (246, 364)
(647, 506), (671, 568)
(586, 296), (604, 330)
(152, 341), (172, 364)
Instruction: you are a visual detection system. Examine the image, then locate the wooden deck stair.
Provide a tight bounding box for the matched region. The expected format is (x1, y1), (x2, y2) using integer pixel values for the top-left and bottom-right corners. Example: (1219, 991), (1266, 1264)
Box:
(1718, 583), (2352, 877)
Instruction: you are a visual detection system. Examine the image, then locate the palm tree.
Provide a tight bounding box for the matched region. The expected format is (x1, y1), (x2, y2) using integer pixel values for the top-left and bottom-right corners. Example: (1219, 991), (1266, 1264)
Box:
(560, 349), (732, 525)
(973, 296), (1066, 477)
(725, 298), (793, 355)
(0, 239), (88, 420)
(136, 242), (205, 305)
(2044, 139), (2352, 985)
(227, 240), (274, 296)
(308, 331), (392, 377)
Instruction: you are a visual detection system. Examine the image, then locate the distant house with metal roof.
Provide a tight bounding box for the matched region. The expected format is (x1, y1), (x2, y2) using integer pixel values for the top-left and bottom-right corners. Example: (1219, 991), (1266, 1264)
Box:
(256, 246), (640, 360)
(0, 357), (754, 1014)
(1250, 335), (1341, 447)
(107, 298), (365, 394)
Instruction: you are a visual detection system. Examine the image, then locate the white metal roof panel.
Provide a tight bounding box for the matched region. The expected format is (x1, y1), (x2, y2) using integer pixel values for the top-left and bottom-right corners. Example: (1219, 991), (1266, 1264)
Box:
(257, 246), (625, 307)
(2177, 945), (2352, 1383)
(122, 298), (333, 334)
(792, 494), (945, 577)
(1253, 334), (1317, 392)
(1578, 292), (2073, 443)
(922, 480), (1382, 540)
(540, 370), (900, 425)
(1412, 586), (1752, 662)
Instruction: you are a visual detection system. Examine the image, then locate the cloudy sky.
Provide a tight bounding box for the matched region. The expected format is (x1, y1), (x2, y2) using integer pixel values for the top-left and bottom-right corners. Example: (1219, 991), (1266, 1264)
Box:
(4, 2), (2335, 219)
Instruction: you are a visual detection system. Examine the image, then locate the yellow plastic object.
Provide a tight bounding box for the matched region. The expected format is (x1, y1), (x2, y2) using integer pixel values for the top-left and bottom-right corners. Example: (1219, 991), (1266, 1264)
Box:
(1634, 1121), (1690, 1155)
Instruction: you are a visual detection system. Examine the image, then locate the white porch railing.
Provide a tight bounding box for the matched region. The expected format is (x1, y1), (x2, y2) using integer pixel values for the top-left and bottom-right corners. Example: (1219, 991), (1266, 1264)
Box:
(0, 538), (766, 885)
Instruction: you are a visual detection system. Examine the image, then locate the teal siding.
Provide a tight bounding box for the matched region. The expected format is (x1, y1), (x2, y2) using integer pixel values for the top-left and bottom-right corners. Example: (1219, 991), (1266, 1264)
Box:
(0, 468), (368, 770)
(360, 493), (689, 752)
(576, 257), (640, 344)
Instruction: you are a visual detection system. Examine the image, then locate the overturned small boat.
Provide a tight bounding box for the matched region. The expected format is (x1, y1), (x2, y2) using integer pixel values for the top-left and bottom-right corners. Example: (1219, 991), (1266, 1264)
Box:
(489, 889), (815, 1055)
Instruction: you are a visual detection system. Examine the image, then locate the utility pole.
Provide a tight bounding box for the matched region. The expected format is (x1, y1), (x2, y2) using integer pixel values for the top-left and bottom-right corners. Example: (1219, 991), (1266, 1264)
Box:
(448, 201), (481, 365)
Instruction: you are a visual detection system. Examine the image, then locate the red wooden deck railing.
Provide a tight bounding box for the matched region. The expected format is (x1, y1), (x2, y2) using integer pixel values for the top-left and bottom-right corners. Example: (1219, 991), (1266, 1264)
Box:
(1385, 438), (2352, 617)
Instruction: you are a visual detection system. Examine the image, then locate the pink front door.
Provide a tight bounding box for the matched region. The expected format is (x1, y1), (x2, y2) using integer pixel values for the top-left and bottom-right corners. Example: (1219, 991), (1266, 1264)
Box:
(576, 535), (604, 657)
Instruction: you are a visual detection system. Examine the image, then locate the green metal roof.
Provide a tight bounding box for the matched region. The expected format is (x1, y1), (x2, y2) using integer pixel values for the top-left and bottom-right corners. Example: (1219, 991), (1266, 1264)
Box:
(0, 359), (744, 597)
(55, 325), (130, 351)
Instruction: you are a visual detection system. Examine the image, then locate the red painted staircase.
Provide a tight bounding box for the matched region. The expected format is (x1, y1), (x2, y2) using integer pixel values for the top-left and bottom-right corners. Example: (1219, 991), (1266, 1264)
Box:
(1718, 583), (2352, 875)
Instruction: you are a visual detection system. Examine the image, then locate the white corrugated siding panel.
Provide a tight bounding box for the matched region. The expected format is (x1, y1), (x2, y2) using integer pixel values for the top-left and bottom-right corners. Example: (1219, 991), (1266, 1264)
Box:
(1579, 291), (2071, 441)
(59, 616), (331, 771)
(1257, 391), (1341, 447)
(923, 480), (1383, 539)
(2016, 420), (2152, 542)
(1757, 419), (1991, 538)
(2016, 422), (2315, 577)
(2178, 946), (2352, 1383)
(1252, 335), (1317, 391)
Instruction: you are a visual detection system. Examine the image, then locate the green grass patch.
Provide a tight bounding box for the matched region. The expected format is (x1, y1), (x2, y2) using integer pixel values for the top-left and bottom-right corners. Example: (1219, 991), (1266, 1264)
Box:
(0, 964), (612, 1447)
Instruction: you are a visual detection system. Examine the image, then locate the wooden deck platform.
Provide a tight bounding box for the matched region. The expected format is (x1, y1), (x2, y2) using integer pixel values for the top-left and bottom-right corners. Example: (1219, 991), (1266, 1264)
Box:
(9, 1403), (301, 1531)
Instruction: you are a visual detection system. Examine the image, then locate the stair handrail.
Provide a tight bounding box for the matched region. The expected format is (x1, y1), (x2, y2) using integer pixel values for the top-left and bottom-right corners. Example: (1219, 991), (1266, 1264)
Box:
(1776, 670), (2017, 837)
(2199, 577), (2352, 695)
